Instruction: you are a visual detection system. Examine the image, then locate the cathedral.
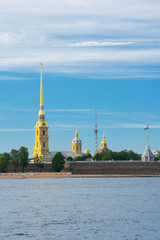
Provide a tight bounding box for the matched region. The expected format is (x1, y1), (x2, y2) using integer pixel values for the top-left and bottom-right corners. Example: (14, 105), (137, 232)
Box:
(94, 133), (110, 154)
(32, 63), (84, 162)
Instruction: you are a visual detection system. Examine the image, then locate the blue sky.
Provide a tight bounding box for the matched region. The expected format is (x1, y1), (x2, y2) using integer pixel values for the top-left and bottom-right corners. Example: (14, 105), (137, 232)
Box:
(0, 0), (160, 156)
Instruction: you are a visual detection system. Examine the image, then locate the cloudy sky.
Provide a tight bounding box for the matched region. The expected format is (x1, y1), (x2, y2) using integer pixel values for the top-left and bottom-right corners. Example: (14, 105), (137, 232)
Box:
(0, 0), (160, 156)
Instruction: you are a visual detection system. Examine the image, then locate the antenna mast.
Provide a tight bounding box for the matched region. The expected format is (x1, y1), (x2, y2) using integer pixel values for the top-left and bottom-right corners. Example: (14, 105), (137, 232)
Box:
(95, 108), (98, 153)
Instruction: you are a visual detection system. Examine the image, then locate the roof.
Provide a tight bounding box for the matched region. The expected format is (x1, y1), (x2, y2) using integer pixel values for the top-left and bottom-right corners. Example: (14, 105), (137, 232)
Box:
(43, 151), (82, 159)
(94, 148), (110, 155)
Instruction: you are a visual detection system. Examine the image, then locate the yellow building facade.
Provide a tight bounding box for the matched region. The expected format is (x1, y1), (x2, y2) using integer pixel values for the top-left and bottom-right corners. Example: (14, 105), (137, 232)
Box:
(72, 130), (82, 154)
(33, 63), (49, 159)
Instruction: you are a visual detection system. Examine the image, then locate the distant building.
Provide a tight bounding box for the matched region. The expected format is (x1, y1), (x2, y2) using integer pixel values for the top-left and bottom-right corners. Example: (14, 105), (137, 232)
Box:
(142, 130), (154, 162)
(152, 150), (160, 156)
(94, 134), (110, 154)
(72, 130), (82, 154)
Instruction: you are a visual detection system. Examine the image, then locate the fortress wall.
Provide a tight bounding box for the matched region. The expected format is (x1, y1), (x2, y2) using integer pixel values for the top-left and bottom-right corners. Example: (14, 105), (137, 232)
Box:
(7, 163), (52, 173)
(66, 161), (160, 175)
(6, 161), (160, 175)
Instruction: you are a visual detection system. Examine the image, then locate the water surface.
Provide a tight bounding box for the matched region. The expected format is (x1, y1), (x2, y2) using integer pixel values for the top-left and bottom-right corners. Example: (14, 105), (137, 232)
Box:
(0, 177), (159, 240)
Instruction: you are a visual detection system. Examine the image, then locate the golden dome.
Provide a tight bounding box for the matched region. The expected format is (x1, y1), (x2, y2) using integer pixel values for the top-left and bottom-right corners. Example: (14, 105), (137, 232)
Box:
(101, 135), (106, 144)
(75, 129), (78, 135)
(100, 134), (107, 149)
(84, 149), (89, 154)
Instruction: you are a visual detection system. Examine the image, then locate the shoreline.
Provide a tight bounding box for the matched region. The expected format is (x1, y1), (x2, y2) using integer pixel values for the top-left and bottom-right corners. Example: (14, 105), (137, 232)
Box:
(0, 172), (160, 179)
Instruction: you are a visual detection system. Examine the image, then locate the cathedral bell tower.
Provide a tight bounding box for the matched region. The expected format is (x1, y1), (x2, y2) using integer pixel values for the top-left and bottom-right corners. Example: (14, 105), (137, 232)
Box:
(72, 130), (82, 154)
(33, 63), (49, 159)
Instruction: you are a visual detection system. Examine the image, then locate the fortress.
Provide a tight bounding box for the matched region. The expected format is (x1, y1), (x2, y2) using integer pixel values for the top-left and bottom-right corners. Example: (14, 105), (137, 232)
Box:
(32, 63), (155, 163)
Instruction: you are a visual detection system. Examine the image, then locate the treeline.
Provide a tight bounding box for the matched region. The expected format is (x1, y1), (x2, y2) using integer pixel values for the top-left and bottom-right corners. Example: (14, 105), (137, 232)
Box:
(65, 150), (142, 162)
(93, 150), (142, 161)
(0, 147), (29, 173)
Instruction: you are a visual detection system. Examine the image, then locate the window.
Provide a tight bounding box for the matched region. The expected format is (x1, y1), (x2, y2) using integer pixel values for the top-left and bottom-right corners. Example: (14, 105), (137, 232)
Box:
(37, 131), (38, 135)
(80, 146), (81, 151)
(73, 146), (75, 150)
(37, 142), (38, 147)
(43, 131), (45, 135)
(43, 142), (45, 147)
(76, 146), (78, 150)
(43, 123), (45, 126)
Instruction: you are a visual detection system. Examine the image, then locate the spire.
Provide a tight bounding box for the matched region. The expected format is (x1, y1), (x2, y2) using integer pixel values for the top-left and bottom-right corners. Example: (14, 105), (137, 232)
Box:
(39, 63), (45, 121)
(40, 62), (43, 109)
(75, 129), (78, 137)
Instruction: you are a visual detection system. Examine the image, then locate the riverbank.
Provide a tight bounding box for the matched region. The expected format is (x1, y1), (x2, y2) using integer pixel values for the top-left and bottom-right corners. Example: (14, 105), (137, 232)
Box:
(0, 172), (160, 179)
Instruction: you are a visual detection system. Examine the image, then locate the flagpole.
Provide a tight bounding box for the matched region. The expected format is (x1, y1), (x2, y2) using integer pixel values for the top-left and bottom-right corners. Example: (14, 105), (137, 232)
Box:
(147, 128), (149, 146)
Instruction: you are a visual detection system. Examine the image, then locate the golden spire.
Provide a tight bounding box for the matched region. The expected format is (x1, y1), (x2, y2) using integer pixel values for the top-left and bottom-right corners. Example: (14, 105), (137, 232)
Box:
(40, 62), (43, 108)
(75, 129), (78, 136)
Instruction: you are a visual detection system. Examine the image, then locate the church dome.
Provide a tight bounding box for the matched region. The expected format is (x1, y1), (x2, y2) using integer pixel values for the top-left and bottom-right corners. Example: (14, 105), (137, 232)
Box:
(84, 149), (90, 154)
(72, 129), (81, 143)
(100, 134), (107, 149)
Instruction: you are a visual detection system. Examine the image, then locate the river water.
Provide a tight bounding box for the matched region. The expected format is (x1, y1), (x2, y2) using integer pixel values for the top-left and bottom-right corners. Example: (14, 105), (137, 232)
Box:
(0, 177), (159, 240)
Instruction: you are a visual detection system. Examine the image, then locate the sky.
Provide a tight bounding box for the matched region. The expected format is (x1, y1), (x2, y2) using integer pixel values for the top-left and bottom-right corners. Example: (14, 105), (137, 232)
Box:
(0, 0), (160, 156)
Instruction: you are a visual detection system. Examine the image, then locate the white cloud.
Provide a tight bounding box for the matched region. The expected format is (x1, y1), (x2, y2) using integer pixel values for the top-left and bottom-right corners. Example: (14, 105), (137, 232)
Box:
(0, 76), (27, 81)
(46, 108), (93, 112)
(0, 0), (160, 74)
(0, 32), (24, 45)
(0, 129), (34, 132)
(0, 48), (160, 72)
(67, 41), (133, 47)
(104, 123), (160, 129)
(51, 124), (94, 129)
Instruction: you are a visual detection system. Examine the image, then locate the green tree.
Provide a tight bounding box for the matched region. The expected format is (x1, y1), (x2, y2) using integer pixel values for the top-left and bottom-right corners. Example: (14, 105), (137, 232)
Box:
(93, 150), (141, 161)
(34, 155), (44, 171)
(19, 147), (29, 172)
(66, 156), (73, 162)
(155, 154), (160, 161)
(74, 154), (93, 161)
(86, 153), (92, 159)
(93, 152), (101, 160)
(52, 152), (65, 172)
(74, 156), (84, 161)
(11, 149), (20, 172)
(1, 152), (11, 164)
(0, 156), (8, 173)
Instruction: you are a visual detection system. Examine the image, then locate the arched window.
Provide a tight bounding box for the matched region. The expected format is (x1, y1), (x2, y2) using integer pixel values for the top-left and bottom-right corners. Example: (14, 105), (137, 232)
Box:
(76, 146), (78, 150)
(43, 131), (45, 135)
(43, 142), (45, 147)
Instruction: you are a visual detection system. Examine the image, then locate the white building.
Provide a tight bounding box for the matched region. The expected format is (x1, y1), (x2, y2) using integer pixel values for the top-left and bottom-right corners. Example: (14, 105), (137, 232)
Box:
(142, 130), (154, 162)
